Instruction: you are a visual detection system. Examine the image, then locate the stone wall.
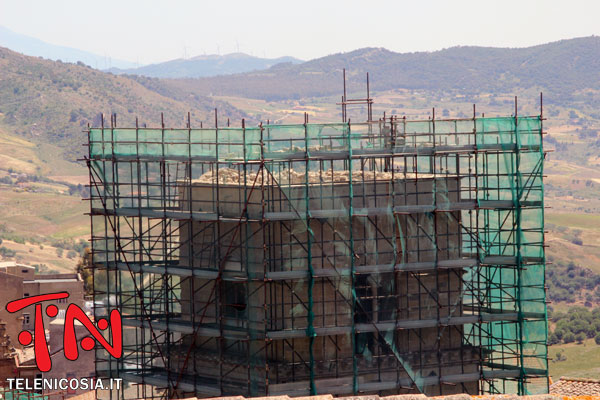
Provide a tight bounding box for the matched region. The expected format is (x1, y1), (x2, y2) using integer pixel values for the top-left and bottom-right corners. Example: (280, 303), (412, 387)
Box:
(174, 176), (477, 396)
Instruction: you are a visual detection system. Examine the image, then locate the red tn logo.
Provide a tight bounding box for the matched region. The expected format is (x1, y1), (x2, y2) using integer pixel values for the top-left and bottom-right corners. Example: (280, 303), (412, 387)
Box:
(6, 292), (122, 372)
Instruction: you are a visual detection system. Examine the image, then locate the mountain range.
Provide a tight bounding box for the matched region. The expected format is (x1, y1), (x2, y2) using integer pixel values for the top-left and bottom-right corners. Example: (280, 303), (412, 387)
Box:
(0, 26), (304, 79)
(2, 35), (600, 166)
(108, 53), (303, 78)
(4, 25), (599, 106)
(0, 25), (137, 70)
(132, 36), (600, 102)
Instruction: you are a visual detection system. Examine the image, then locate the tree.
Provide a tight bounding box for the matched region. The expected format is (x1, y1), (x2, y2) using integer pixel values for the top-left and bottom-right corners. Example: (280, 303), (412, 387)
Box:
(571, 237), (583, 246)
(595, 334), (600, 345)
(575, 332), (586, 344)
(563, 332), (575, 343)
(548, 332), (561, 345)
(554, 328), (565, 341)
(76, 248), (93, 295)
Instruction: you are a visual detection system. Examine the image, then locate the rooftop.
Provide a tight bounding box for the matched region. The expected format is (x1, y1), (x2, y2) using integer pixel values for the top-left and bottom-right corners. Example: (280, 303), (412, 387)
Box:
(24, 278), (79, 283)
(187, 394), (595, 400)
(550, 377), (600, 397)
(0, 262), (34, 269)
(23, 272), (81, 283)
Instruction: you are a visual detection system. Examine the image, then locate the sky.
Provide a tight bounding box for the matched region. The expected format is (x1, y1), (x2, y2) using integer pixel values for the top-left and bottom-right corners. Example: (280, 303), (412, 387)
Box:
(1, 0), (600, 65)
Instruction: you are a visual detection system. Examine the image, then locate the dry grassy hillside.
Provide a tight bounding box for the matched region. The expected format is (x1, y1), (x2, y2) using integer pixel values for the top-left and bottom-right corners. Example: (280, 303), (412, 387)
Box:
(0, 46), (246, 167)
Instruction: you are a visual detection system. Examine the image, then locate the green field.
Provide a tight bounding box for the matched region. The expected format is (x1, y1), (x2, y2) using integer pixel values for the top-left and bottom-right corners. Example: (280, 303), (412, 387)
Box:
(0, 187), (88, 239)
(548, 339), (600, 379)
(546, 213), (600, 231)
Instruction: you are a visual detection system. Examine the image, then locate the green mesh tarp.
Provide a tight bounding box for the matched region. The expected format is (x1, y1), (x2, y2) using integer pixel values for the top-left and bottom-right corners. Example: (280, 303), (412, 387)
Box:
(88, 117), (547, 397)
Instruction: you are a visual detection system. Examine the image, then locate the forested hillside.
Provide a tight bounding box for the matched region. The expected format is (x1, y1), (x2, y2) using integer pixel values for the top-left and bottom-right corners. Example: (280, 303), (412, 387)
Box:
(129, 37), (600, 102)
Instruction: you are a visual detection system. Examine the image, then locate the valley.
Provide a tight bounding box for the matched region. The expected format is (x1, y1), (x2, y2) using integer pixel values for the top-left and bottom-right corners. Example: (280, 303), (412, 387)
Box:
(1, 39), (600, 380)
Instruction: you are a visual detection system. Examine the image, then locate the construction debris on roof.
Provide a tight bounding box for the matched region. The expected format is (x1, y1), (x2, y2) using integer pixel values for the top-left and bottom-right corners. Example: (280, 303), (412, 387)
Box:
(550, 376), (600, 397)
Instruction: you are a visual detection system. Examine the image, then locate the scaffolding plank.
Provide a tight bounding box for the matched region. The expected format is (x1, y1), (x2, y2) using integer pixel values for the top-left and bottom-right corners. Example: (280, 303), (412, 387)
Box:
(481, 255), (544, 265)
(265, 258), (478, 280)
(479, 200), (543, 208)
(264, 202), (477, 221)
(90, 143), (541, 162)
(99, 256), (480, 281)
(266, 312), (528, 339)
(101, 261), (219, 279)
(483, 362), (547, 376)
(91, 207), (218, 221)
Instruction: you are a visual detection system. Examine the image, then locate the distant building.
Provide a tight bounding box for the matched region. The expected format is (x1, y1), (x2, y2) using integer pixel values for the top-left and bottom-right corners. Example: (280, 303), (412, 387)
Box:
(22, 273), (85, 331)
(0, 262), (35, 279)
(0, 319), (22, 382)
(0, 266), (25, 354)
(0, 262), (92, 398)
(0, 262), (85, 330)
(45, 318), (95, 397)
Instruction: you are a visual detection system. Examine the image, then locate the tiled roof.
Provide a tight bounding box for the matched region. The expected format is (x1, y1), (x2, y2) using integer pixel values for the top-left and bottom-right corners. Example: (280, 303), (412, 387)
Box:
(189, 394), (572, 400)
(550, 377), (600, 396)
(184, 380), (600, 400)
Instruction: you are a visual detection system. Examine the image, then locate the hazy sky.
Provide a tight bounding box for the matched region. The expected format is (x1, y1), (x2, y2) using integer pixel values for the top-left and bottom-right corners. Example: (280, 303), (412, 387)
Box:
(1, 0), (599, 64)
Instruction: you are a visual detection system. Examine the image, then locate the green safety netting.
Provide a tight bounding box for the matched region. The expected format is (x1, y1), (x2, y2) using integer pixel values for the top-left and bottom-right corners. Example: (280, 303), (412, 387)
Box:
(88, 116), (547, 397)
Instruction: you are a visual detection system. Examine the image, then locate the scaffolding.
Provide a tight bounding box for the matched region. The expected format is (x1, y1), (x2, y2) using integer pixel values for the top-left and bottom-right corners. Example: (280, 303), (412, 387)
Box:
(87, 103), (548, 399)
